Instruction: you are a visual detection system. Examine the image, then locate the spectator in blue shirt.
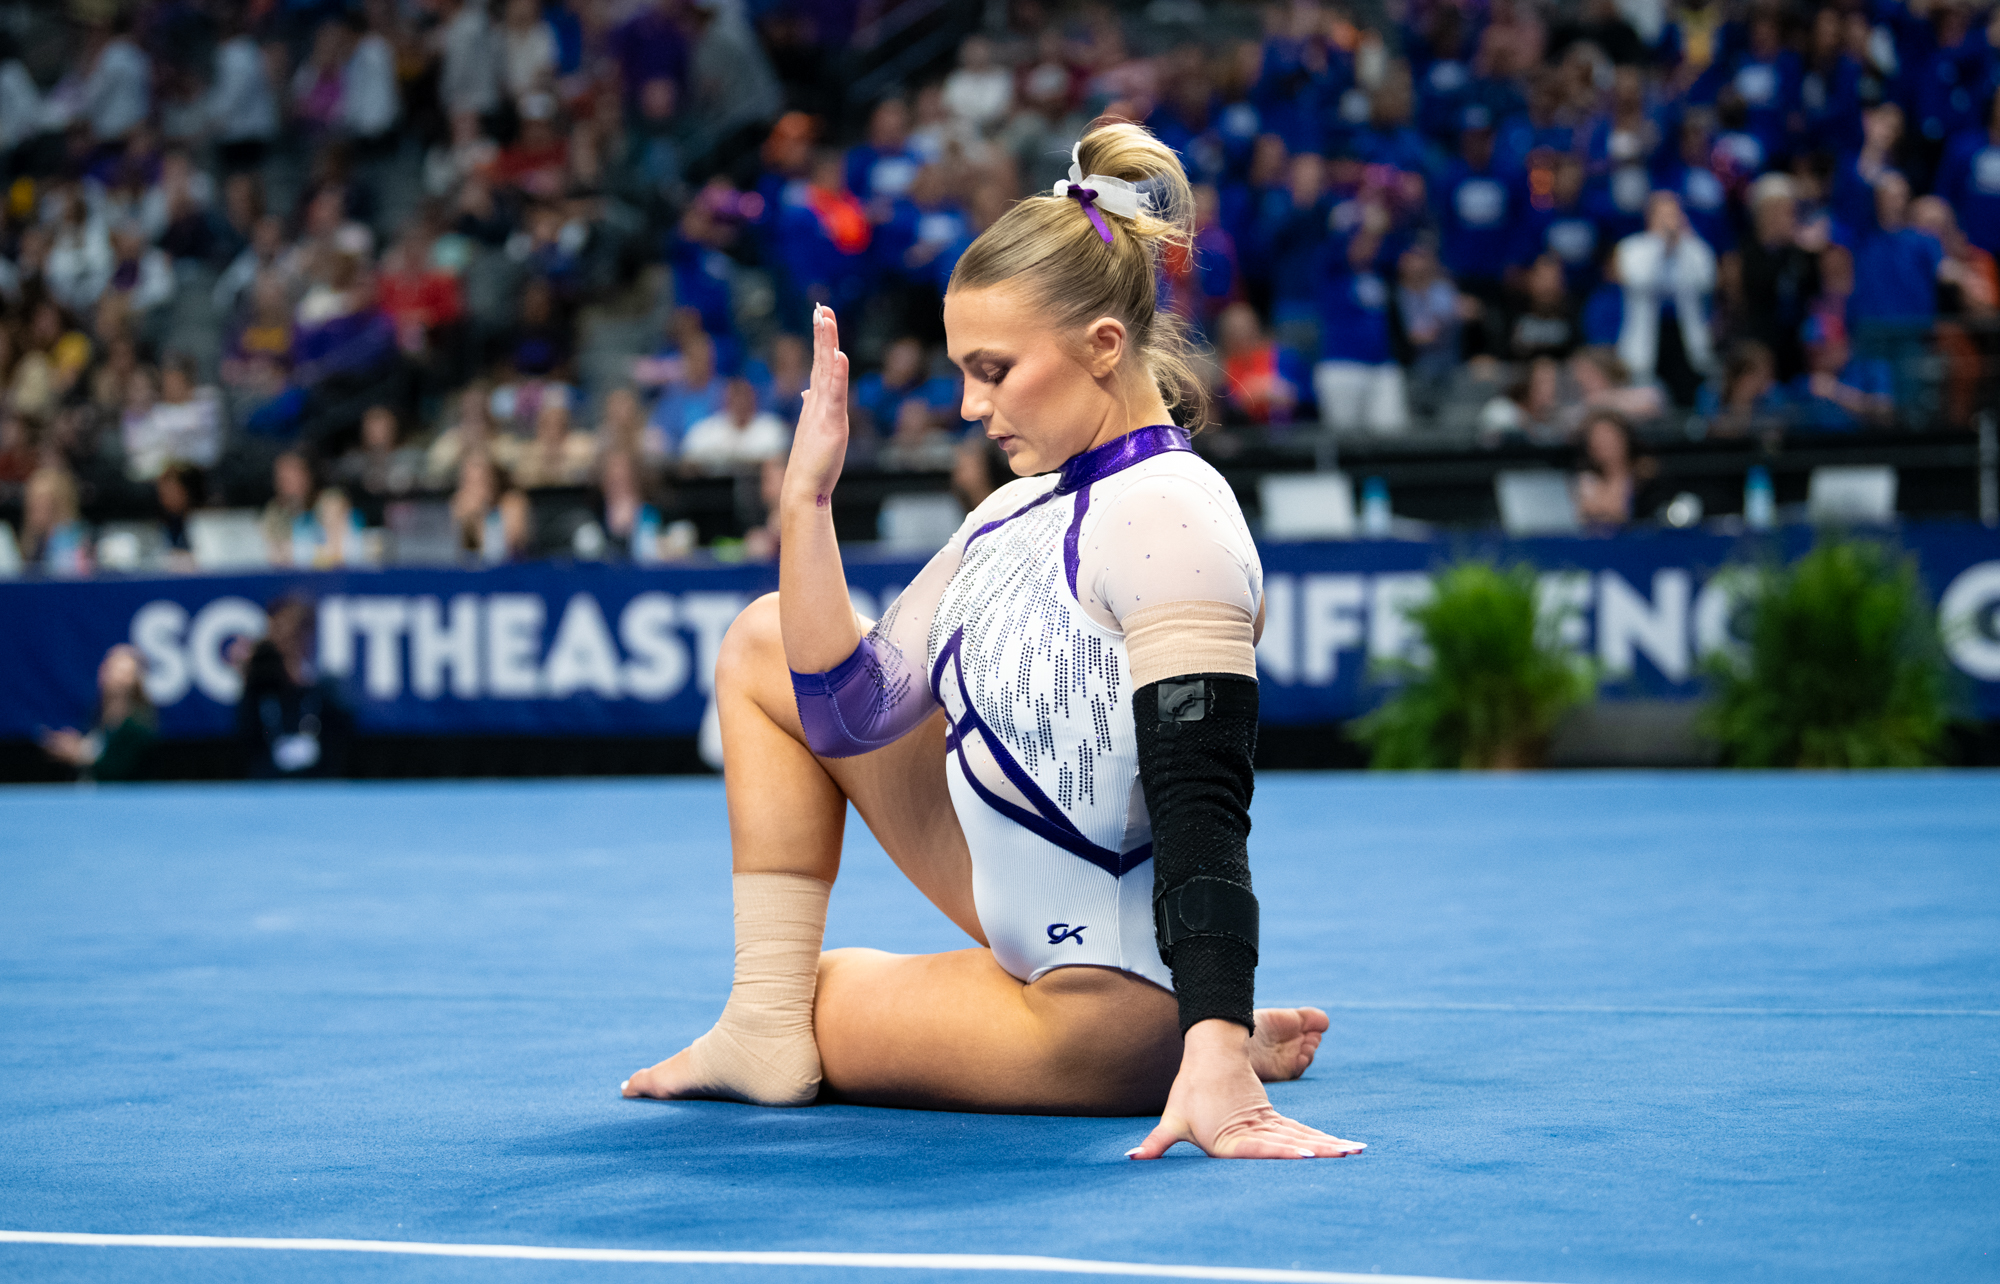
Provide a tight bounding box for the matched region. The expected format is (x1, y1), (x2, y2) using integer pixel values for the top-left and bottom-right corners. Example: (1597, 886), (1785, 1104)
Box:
(1654, 111), (1736, 254)
(1251, 12), (1345, 156)
(1850, 169), (1946, 411)
(1497, 73), (1579, 174)
(1180, 184), (1241, 338)
(1433, 110), (1525, 352)
(1789, 316), (1894, 431)
(1937, 91), (2000, 256)
(1461, 27), (1530, 134)
(1263, 151), (1335, 353)
(845, 97), (922, 203)
(873, 163), (971, 301)
(1830, 103), (1905, 235)
(1314, 195), (1408, 435)
(1698, 339), (1791, 436)
(1900, 0), (1994, 170)
(1711, 16), (1801, 166)
(1218, 134), (1289, 304)
(1800, 10), (1867, 157)
(1410, 7), (1475, 143)
(853, 336), (962, 447)
(1517, 152), (1608, 294)
(666, 189), (742, 356)
(1852, 170), (1944, 325)
(644, 329), (726, 458)
(1354, 70), (1434, 179)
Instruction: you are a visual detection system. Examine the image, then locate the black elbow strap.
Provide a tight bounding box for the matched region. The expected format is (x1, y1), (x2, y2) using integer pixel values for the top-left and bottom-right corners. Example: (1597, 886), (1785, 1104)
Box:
(1155, 876), (1259, 965)
(1133, 673), (1260, 1034)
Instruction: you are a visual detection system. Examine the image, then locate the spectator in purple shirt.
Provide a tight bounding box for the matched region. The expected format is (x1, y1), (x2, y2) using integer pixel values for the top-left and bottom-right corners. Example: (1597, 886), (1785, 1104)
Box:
(609, 0), (688, 114)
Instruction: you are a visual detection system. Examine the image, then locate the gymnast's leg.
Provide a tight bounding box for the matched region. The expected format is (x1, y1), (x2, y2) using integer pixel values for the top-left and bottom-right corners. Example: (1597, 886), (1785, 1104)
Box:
(621, 592), (983, 1106)
(621, 593), (1326, 1110)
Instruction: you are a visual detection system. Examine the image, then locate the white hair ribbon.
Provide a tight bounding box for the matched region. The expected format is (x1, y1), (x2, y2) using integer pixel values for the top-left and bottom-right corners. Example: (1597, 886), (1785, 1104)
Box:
(1053, 141), (1148, 243)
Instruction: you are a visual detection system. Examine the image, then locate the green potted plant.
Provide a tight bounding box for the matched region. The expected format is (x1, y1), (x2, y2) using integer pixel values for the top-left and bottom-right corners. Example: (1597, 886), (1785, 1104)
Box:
(1354, 561), (1596, 769)
(1702, 537), (1956, 768)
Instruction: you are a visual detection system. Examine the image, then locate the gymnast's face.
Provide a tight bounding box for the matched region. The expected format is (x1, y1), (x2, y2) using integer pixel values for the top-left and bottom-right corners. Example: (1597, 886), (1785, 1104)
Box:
(945, 283), (1135, 477)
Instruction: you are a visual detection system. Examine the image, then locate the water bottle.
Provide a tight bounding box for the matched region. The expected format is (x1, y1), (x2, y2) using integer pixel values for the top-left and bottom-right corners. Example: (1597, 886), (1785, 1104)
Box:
(481, 508), (507, 564)
(1361, 476), (1392, 537)
(633, 504), (661, 564)
(1744, 465), (1774, 531)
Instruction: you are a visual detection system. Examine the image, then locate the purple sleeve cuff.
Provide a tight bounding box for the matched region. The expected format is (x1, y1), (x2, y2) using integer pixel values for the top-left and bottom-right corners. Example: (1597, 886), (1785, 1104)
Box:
(790, 636), (928, 759)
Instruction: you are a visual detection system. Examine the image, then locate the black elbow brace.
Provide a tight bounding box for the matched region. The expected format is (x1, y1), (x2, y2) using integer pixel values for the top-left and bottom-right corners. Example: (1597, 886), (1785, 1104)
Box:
(1132, 673), (1260, 1035)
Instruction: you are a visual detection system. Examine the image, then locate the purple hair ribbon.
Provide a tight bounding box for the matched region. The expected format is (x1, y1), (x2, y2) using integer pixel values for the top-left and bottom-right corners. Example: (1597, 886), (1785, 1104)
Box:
(1065, 185), (1114, 243)
(1054, 141), (1148, 245)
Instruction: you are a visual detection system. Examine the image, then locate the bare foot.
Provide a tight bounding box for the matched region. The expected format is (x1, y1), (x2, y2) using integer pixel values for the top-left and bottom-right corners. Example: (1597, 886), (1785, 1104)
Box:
(1249, 1007), (1328, 1082)
(622, 1047), (703, 1100)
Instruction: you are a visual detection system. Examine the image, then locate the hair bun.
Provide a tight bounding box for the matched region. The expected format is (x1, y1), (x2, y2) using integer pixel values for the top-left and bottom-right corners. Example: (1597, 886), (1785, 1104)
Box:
(948, 118), (1210, 428)
(1072, 119), (1194, 248)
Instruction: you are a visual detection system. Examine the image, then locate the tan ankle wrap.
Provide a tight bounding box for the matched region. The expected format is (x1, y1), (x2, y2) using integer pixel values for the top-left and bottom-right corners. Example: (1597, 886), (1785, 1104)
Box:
(679, 871), (830, 1107)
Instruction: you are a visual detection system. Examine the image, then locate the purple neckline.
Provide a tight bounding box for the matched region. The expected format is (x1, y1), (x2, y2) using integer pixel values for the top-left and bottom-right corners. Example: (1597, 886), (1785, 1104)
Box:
(1053, 424), (1191, 495)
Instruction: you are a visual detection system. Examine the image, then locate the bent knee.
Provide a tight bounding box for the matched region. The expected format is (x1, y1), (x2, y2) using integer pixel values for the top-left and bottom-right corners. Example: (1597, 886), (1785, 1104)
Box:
(715, 592), (784, 695)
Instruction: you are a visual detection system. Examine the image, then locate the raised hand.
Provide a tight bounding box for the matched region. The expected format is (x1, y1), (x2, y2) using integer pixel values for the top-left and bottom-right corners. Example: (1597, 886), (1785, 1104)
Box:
(783, 304), (852, 514)
(1127, 1018), (1365, 1160)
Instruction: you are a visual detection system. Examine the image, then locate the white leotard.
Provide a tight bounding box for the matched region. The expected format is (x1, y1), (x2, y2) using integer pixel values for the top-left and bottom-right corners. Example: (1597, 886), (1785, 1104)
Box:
(796, 427), (1261, 989)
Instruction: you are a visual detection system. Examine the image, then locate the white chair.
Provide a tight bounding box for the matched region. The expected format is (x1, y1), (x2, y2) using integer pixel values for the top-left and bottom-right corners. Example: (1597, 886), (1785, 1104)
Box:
(0, 521), (20, 578)
(384, 499), (461, 566)
(188, 509), (272, 570)
(1259, 472), (1356, 540)
(1808, 466), (1897, 524)
(1495, 470), (1581, 536)
(94, 521), (168, 572)
(877, 492), (966, 553)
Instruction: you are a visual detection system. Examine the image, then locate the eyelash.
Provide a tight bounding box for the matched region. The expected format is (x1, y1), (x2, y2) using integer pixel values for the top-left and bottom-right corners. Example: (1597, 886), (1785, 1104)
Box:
(980, 367), (1007, 385)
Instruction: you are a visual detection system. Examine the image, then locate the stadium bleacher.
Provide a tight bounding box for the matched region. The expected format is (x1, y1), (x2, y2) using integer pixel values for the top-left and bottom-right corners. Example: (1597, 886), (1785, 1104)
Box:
(1, 0), (1998, 580)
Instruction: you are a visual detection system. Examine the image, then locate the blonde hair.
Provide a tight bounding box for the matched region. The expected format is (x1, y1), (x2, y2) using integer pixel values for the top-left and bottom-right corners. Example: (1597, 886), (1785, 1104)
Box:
(948, 120), (1209, 427)
(25, 464), (79, 529)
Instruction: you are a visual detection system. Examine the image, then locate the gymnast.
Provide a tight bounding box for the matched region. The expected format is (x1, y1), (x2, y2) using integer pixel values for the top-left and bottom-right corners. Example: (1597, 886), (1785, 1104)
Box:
(623, 121), (1363, 1160)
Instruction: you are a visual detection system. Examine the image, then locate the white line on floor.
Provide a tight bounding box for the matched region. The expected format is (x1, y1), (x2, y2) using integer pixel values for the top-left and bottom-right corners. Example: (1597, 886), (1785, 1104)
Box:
(1317, 1002), (2000, 1018)
(0, 1231), (1566, 1284)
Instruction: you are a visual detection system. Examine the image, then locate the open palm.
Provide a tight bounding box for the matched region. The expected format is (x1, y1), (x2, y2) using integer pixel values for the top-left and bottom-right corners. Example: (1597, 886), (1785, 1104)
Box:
(785, 304), (851, 509)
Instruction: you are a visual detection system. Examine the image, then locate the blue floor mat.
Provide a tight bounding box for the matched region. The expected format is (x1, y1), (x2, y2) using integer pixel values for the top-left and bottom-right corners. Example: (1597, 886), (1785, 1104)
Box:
(2, 774), (1995, 1283)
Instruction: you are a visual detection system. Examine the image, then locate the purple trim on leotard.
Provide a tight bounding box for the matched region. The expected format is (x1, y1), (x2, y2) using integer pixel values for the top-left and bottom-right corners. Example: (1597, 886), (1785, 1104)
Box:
(932, 626), (1153, 879)
(962, 426), (1191, 553)
(964, 488), (1058, 552)
(1053, 424), (1192, 495)
(791, 635), (925, 759)
(1063, 487), (1090, 600)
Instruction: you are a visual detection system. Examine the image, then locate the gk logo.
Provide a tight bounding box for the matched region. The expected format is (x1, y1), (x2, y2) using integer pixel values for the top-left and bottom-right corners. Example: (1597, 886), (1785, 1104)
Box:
(1047, 923), (1087, 945)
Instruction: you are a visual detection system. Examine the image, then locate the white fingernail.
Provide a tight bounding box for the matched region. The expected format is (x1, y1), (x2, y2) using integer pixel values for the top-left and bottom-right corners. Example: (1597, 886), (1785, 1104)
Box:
(1298, 1149), (1315, 1157)
(620, 1080), (630, 1092)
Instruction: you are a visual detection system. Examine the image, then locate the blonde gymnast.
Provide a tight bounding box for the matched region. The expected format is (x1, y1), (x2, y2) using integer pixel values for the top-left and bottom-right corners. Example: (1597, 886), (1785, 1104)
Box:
(624, 121), (1363, 1161)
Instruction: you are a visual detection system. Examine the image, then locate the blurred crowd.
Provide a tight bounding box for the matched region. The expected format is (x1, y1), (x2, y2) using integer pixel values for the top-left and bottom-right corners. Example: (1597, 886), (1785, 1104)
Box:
(2, 0), (1997, 576)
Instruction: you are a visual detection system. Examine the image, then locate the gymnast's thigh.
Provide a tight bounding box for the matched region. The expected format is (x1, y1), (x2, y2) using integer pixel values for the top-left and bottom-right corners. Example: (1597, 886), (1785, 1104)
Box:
(813, 948), (1182, 1116)
(818, 710), (982, 945)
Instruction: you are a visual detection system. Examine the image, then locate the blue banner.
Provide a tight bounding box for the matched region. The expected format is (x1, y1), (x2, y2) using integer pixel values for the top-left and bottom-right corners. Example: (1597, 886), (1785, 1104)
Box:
(3, 524), (1998, 742)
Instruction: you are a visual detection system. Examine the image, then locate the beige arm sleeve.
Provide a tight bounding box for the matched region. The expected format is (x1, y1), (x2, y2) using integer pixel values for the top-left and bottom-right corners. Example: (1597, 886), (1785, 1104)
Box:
(1123, 600), (1259, 689)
